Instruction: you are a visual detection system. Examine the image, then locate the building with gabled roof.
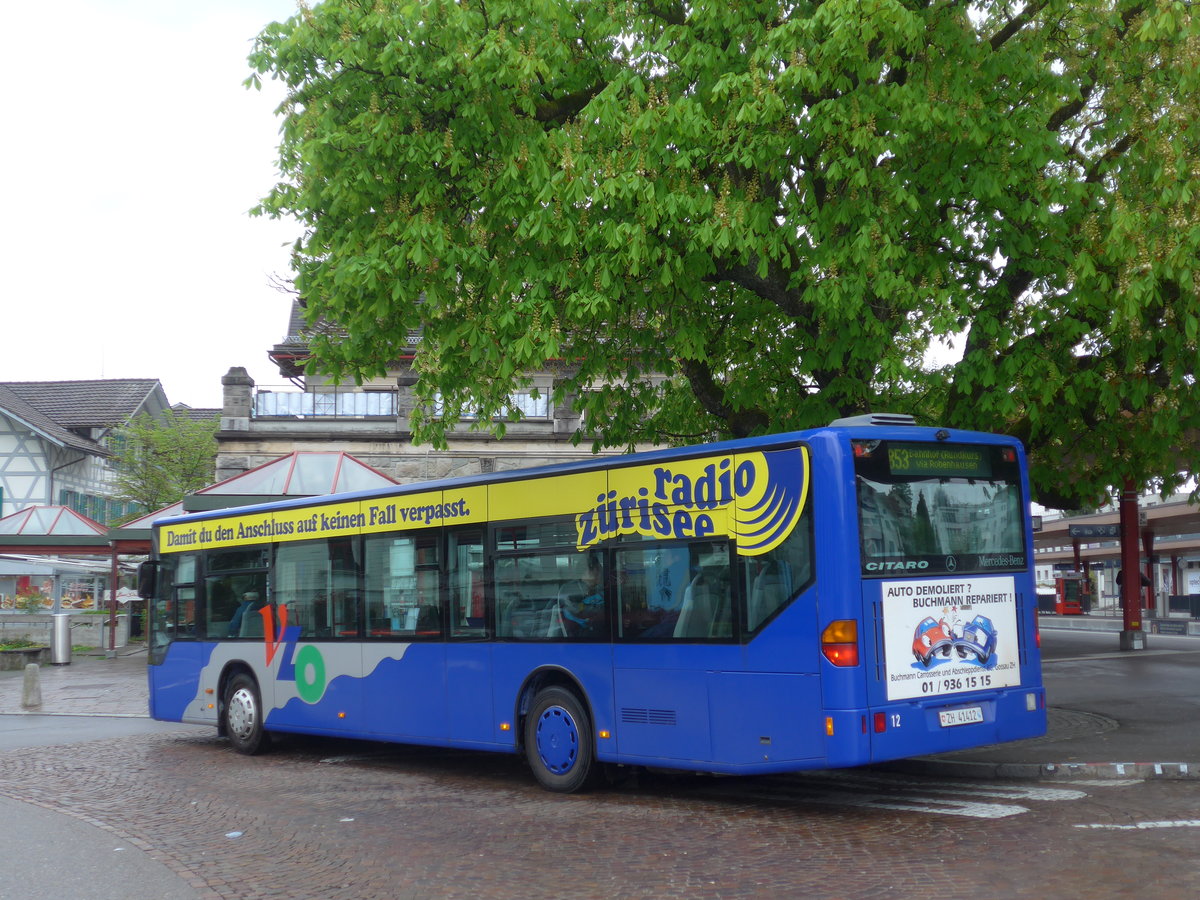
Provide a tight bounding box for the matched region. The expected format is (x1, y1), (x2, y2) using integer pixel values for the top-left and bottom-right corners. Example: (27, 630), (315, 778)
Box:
(0, 378), (170, 524)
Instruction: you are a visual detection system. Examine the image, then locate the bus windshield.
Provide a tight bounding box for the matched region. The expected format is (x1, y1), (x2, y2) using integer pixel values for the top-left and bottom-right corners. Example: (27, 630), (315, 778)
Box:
(855, 440), (1026, 577)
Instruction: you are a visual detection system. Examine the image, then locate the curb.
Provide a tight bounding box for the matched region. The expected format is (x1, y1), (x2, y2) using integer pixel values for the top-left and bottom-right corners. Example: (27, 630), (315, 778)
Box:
(881, 704), (1200, 781)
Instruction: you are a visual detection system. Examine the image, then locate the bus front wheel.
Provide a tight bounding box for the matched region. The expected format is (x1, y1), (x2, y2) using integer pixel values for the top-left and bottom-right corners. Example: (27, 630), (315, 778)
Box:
(524, 686), (597, 793)
(224, 672), (271, 755)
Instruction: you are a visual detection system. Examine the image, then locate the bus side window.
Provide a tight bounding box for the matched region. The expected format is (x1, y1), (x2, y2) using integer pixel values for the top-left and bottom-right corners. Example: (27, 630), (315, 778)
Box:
(175, 586), (197, 638)
(493, 551), (609, 640)
(617, 542), (732, 641)
(204, 577), (237, 638)
(272, 538), (361, 639)
(205, 575), (268, 639)
(363, 533), (441, 638)
(448, 529), (486, 639)
(674, 558), (732, 639)
(203, 549), (270, 640)
(274, 542), (320, 638)
(742, 522), (813, 635)
(552, 552), (607, 639)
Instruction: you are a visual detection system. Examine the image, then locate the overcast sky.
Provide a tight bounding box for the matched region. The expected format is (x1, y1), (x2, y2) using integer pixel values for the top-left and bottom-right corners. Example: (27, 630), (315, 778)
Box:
(2, 1), (303, 410)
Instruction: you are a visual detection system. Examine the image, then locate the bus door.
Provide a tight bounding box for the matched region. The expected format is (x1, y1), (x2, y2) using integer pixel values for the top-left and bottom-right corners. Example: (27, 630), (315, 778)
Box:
(612, 525), (824, 770)
(266, 538), (366, 736)
(350, 530), (447, 741)
(443, 529), (495, 744)
(611, 540), (739, 766)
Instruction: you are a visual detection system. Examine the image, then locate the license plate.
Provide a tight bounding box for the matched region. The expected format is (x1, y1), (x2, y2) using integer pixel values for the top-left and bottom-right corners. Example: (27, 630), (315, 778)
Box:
(938, 706), (984, 727)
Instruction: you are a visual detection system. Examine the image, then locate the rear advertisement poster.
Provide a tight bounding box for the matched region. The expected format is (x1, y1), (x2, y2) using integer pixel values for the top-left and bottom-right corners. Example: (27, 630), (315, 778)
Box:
(882, 576), (1021, 701)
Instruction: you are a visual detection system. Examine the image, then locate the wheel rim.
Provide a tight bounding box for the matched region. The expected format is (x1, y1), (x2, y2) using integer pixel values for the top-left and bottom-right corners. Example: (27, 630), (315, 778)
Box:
(535, 705), (579, 775)
(227, 686), (258, 742)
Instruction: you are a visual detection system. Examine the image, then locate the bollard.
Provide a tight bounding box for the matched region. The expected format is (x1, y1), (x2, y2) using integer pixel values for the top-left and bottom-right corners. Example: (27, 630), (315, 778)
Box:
(21, 663), (42, 709)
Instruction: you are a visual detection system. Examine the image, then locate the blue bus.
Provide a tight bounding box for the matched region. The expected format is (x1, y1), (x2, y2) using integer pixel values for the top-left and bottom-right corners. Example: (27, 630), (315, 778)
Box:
(138, 415), (1045, 791)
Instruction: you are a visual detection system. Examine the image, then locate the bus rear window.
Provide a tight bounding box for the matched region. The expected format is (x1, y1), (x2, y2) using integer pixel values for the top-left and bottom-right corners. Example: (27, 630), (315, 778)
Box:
(854, 441), (1026, 577)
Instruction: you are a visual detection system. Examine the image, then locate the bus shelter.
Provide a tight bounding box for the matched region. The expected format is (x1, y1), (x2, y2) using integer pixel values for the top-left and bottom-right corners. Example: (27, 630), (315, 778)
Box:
(1033, 499), (1200, 619)
(0, 506), (116, 608)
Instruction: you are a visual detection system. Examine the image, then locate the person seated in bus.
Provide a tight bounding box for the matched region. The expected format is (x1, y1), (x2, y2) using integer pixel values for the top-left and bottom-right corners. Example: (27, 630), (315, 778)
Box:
(619, 571), (656, 638)
(557, 553), (606, 636)
(228, 591), (265, 637)
(415, 603), (441, 634)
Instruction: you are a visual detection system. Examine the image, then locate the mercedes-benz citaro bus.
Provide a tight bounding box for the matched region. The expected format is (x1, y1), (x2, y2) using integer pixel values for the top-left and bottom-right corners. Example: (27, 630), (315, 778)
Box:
(138, 415), (1046, 792)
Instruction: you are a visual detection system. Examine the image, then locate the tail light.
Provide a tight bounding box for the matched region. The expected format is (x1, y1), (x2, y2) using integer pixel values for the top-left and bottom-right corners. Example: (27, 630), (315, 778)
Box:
(821, 620), (860, 666)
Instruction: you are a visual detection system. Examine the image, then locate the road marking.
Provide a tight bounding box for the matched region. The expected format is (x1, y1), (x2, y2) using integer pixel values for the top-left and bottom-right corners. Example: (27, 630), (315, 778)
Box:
(708, 784), (1030, 818)
(811, 772), (1089, 802)
(809, 792), (1029, 819)
(1075, 820), (1200, 830)
(691, 771), (1135, 820)
(322, 752), (1137, 821)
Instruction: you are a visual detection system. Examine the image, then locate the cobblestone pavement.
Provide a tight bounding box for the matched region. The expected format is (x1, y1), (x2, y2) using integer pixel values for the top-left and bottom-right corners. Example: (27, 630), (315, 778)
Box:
(2, 727), (1199, 899)
(0, 648), (149, 717)
(4, 639), (1200, 897)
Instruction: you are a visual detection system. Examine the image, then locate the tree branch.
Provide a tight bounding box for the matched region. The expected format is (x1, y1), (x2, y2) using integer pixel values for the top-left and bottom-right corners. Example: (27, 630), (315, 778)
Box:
(678, 357), (770, 437)
(534, 82), (607, 124)
(988, 0), (1052, 52)
(706, 258), (811, 320)
(644, 0), (686, 27)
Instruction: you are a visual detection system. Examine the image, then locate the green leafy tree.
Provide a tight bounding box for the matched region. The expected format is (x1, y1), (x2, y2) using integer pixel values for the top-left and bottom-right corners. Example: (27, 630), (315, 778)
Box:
(248, 0), (1200, 508)
(110, 411), (218, 516)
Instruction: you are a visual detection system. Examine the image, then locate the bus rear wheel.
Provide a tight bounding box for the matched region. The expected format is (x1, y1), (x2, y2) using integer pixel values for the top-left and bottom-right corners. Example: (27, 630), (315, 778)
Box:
(224, 672), (271, 755)
(524, 686), (598, 793)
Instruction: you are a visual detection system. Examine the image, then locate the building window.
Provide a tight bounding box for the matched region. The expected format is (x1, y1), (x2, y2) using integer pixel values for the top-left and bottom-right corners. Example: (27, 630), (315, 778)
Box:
(253, 388), (398, 418)
(433, 389), (550, 420)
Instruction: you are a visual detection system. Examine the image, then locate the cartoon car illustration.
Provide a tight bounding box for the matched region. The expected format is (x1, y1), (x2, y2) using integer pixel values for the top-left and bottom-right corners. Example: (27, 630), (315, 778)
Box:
(912, 616), (953, 665)
(957, 615), (998, 664)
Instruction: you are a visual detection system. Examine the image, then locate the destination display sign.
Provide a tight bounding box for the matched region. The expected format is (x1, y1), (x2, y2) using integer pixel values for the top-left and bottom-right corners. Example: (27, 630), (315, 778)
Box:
(887, 443), (992, 479)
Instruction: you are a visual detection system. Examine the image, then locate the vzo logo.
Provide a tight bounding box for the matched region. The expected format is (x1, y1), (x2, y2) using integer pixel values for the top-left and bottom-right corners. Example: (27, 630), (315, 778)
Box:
(257, 606), (328, 704)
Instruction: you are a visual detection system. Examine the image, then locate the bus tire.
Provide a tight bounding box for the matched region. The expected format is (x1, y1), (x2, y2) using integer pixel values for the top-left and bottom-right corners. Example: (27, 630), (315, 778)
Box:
(524, 686), (598, 793)
(224, 672), (271, 755)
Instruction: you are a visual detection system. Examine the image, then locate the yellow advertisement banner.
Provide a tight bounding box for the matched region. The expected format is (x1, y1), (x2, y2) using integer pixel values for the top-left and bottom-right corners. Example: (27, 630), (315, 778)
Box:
(159, 447), (808, 557)
(486, 470), (607, 522)
(160, 485), (487, 553)
(575, 447), (809, 556)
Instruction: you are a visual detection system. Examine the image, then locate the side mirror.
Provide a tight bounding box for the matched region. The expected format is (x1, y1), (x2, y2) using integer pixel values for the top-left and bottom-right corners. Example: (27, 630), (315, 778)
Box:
(137, 560), (158, 599)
